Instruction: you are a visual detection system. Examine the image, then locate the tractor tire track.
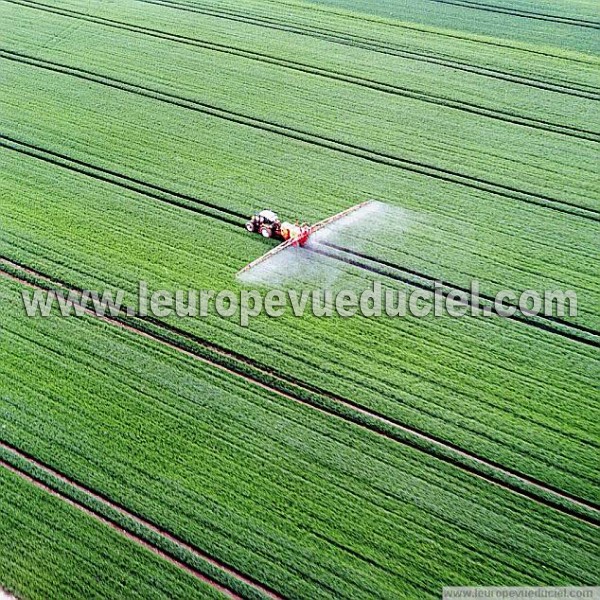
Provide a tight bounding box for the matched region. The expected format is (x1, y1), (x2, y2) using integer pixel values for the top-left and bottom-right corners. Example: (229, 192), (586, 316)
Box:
(314, 243), (600, 347)
(5, 0), (598, 142)
(1, 260), (598, 527)
(6, 236), (598, 464)
(2, 135), (598, 346)
(425, 0), (600, 29)
(3, 285), (588, 593)
(0, 136), (248, 223)
(0, 442), (276, 600)
(135, 0), (600, 99)
(2, 51), (598, 222)
(0, 460), (240, 600)
(0, 353), (586, 589)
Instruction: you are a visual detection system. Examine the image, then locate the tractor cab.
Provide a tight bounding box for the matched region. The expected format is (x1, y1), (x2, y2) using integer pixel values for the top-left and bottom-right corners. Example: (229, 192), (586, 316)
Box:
(245, 210), (282, 238)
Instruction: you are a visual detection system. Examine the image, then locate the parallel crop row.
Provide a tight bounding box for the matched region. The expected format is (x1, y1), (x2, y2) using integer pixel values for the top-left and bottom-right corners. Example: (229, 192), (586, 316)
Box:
(4, 256), (598, 523)
(0, 275), (598, 599)
(137, 0), (600, 97)
(426, 0), (600, 28)
(3, 49), (596, 219)
(6, 0), (597, 141)
(1, 151), (597, 506)
(1, 0), (598, 596)
(4, 134), (597, 345)
(0, 464), (226, 599)
(232, 0), (600, 53)
(3, 1), (599, 211)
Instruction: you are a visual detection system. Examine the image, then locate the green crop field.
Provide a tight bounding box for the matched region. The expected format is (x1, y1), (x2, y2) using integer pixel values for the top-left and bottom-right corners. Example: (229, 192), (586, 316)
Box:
(0, 0), (598, 598)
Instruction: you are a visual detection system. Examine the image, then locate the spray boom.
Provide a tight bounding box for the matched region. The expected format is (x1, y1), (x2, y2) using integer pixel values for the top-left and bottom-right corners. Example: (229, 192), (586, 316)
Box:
(238, 200), (374, 276)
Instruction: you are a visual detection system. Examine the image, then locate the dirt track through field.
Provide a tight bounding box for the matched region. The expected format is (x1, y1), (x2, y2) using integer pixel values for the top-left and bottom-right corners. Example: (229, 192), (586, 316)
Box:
(5, 0), (598, 142)
(135, 0), (600, 99)
(1, 259), (598, 527)
(0, 450), (253, 600)
(1, 55), (598, 223)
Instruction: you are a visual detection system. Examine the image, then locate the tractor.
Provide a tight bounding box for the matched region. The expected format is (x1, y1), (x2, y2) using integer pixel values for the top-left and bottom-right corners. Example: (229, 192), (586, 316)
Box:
(239, 201), (373, 275)
(245, 210), (282, 239)
(245, 210), (310, 245)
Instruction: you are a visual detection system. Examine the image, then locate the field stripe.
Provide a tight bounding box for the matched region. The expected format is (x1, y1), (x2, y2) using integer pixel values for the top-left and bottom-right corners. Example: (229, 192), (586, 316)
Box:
(1, 259), (598, 526)
(2, 135), (598, 347)
(424, 0), (600, 28)
(2, 55), (598, 221)
(5, 0), (598, 142)
(135, 0), (600, 99)
(0, 449), (257, 600)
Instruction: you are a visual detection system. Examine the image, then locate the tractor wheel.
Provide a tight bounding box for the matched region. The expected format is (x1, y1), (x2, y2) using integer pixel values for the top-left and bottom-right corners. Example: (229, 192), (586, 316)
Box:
(245, 222), (255, 232)
(260, 226), (272, 238)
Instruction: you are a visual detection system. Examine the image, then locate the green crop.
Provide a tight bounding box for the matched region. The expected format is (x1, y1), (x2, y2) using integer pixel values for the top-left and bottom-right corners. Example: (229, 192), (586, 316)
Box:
(0, 277), (598, 599)
(0, 467), (225, 599)
(0, 0), (598, 597)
